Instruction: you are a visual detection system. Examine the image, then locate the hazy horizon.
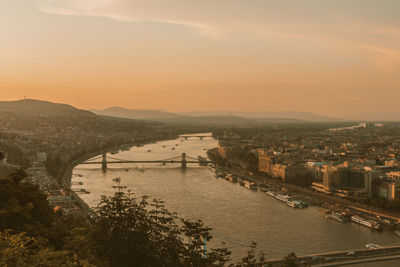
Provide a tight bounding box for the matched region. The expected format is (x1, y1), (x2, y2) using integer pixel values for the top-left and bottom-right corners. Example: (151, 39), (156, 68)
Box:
(1, 1), (400, 119)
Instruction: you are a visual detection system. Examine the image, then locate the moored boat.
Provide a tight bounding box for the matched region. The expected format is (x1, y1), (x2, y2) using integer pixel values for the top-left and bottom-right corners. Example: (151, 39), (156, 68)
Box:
(287, 200), (304, 208)
(327, 212), (349, 223)
(366, 243), (382, 249)
(275, 193), (291, 202)
(266, 191), (276, 197)
(351, 216), (382, 231)
(243, 181), (257, 190)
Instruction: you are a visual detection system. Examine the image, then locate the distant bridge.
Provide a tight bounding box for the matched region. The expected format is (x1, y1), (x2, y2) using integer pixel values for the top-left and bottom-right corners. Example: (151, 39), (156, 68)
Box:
(80, 153), (215, 172)
(179, 135), (213, 140)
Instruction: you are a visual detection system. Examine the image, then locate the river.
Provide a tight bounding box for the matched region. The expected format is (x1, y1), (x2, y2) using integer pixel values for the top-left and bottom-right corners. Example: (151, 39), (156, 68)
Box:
(71, 134), (400, 260)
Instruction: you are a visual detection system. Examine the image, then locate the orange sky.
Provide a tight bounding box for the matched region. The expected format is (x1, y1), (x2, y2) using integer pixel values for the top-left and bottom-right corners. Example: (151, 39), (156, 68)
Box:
(1, 0), (400, 118)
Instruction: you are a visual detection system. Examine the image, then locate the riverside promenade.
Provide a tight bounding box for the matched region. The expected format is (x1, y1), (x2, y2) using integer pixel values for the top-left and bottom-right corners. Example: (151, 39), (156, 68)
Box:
(265, 245), (400, 266)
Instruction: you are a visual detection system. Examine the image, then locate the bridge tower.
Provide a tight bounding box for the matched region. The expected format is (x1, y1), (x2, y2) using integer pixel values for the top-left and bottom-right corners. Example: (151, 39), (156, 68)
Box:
(102, 152), (107, 172)
(181, 153), (187, 169)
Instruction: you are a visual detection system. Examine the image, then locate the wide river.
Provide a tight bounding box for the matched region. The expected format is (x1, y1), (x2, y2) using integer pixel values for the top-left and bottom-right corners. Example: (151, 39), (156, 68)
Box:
(72, 134), (400, 260)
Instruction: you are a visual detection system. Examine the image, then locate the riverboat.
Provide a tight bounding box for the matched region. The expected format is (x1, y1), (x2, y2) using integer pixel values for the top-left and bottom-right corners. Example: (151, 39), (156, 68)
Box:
(365, 243), (382, 249)
(75, 188), (90, 194)
(275, 194), (291, 202)
(215, 172), (226, 178)
(227, 175), (237, 183)
(286, 200), (303, 208)
(266, 191), (276, 197)
(351, 216), (382, 231)
(243, 181), (257, 190)
(327, 212), (349, 223)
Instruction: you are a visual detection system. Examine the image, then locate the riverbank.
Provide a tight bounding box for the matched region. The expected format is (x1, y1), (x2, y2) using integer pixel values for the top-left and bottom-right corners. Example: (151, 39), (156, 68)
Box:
(206, 148), (400, 231)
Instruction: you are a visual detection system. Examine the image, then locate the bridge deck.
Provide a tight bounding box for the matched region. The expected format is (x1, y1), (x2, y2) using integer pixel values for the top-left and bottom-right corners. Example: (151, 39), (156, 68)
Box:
(179, 135), (212, 138)
(81, 160), (215, 164)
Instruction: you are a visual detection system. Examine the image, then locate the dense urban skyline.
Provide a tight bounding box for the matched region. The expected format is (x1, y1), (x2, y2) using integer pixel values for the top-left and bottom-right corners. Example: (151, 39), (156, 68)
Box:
(1, 0), (400, 119)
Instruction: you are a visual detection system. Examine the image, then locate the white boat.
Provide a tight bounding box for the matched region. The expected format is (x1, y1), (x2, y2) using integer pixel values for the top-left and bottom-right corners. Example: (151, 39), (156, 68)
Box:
(351, 216), (382, 231)
(366, 243), (381, 249)
(266, 191), (276, 197)
(275, 194), (291, 202)
(243, 181), (257, 190)
(327, 212), (348, 223)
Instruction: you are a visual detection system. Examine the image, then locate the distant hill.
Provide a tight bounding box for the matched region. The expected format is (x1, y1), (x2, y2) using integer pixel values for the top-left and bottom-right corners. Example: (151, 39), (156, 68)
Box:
(171, 116), (302, 126)
(177, 111), (345, 122)
(91, 107), (304, 126)
(0, 99), (95, 117)
(347, 113), (400, 122)
(90, 107), (183, 121)
(172, 115), (251, 126)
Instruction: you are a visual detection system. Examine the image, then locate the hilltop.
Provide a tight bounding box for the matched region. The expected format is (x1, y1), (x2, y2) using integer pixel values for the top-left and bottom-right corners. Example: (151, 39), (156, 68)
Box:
(90, 106), (183, 121)
(0, 99), (95, 117)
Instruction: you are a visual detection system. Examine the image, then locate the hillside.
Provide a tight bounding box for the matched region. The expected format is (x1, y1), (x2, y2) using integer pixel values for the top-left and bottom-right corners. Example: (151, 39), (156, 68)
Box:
(171, 116), (302, 126)
(177, 111), (344, 122)
(91, 107), (304, 126)
(0, 99), (94, 117)
(90, 107), (184, 121)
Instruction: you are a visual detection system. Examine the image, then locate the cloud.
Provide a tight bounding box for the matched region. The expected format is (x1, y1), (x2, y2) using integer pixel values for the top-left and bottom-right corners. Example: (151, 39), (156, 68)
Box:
(35, 0), (400, 69)
(36, 0), (220, 37)
(360, 45), (400, 71)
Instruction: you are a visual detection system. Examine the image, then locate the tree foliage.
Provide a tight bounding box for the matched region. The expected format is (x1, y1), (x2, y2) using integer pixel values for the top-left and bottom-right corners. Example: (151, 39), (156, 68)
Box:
(283, 252), (299, 267)
(231, 242), (266, 267)
(91, 178), (231, 266)
(2, 172), (300, 266)
(0, 170), (54, 237)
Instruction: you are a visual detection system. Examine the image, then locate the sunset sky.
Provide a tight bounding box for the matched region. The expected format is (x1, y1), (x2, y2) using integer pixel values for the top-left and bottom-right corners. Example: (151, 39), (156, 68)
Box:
(1, 0), (400, 119)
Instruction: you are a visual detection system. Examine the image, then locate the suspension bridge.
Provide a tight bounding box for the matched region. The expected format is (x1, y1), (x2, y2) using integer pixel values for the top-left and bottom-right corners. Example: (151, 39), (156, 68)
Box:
(80, 153), (216, 172)
(179, 134), (213, 140)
